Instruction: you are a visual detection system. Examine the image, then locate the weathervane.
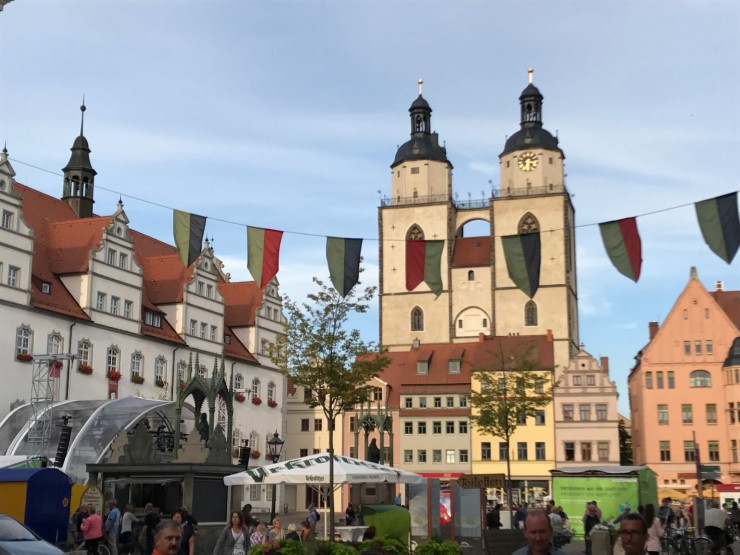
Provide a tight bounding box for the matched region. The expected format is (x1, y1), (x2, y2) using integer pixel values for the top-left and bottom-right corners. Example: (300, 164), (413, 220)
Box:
(418, 78), (423, 95)
(528, 67), (534, 84)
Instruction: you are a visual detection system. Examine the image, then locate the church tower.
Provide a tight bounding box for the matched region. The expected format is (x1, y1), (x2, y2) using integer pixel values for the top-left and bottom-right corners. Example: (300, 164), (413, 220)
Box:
(61, 103), (97, 218)
(492, 69), (579, 368)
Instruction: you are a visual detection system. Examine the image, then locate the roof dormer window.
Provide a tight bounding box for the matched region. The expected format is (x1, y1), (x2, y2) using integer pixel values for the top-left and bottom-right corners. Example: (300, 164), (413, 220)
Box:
(41, 282), (51, 294)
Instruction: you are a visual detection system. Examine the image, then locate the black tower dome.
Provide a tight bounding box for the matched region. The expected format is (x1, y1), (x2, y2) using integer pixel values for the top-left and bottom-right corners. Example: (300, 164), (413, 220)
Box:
(501, 68), (563, 157)
(392, 79), (451, 168)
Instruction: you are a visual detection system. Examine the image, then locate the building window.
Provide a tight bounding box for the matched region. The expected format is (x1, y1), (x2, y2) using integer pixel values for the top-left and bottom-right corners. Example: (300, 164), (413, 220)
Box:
(460, 449), (469, 463)
(107, 248), (117, 265)
(419, 397), (427, 408)
(200, 323), (207, 338)
(404, 422), (413, 434)
(47, 332), (63, 355)
(563, 404), (574, 421)
(459, 421), (468, 434)
(517, 442), (528, 460)
(481, 442), (491, 461)
(579, 404), (591, 421)
(197, 281), (204, 295)
(77, 339), (92, 366)
(684, 441), (696, 462)
(448, 360), (461, 374)
(210, 325), (217, 341)
(708, 441), (720, 462)
(446, 396), (454, 408)
(733, 440), (738, 463)
(690, 370), (712, 387)
(1, 210), (13, 229)
(189, 319), (196, 335)
(707, 404), (718, 424)
(267, 381), (276, 402)
(206, 284), (214, 298)
(144, 311), (162, 327)
(299, 448), (308, 458)
(695, 340), (703, 355)
(411, 307), (424, 331)
(656, 371), (664, 389)
(535, 442), (546, 461)
(404, 450), (413, 463)
(682, 404), (693, 424)
(645, 372), (652, 389)
(586, 375), (596, 386)
(467, 270), (475, 281)
(15, 325), (32, 356)
(684, 341), (691, 355)
(525, 300), (538, 326)
(658, 404), (669, 425)
(597, 442), (609, 461)
(433, 421), (441, 434)
(7, 266), (19, 287)
(707, 340), (713, 355)
(96, 292), (106, 311)
(154, 357), (166, 383)
(252, 378), (260, 398)
(124, 301), (133, 319)
(314, 419), (323, 431)
(498, 442), (508, 461)
(106, 346), (120, 372)
(459, 396), (468, 408)
(131, 352), (143, 378)
(432, 449), (442, 463)
(660, 441), (671, 461)
(581, 442), (592, 461)
(564, 442), (575, 461)
(534, 410), (545, 425)
(667, 371), (675, 389)
(418, 450), (427, 463)
(301, 419), (309, 432)
(234, 373), (243, 390)
(596, 404), (608, 421)
(119, 253), (128, 269)
(418, 421), (426, 434)
(110, 296), (119, 315)
(534, 378), (544, 394)
(445, 450), (455, 464)
(573, 375), (582, 386)
(198, 364), (207, 378)
(516, 408), (527, 425)
(405, 397), (412, 409)
(417, 361), (429, 374)
(446, 421), (455, 434)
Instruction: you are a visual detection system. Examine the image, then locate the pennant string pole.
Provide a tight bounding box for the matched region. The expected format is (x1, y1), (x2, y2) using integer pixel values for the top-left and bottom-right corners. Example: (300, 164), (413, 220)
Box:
(7, 156), (738, 243)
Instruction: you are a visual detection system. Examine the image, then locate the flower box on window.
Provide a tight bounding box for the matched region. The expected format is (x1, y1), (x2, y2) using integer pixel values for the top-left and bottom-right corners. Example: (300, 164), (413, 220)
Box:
(155, 378), (166, 388)
(16, 353), (33, 362)
(106, 369), (121, 381)
(235, 393), (246, 403)
(267, 399), (278, 408)
(251, 396), (262, 405)
(131, 374), (145, 385)
(250, 450), (261, 459)
(52, 360), (63, 370)
(78, 364), (94, 375)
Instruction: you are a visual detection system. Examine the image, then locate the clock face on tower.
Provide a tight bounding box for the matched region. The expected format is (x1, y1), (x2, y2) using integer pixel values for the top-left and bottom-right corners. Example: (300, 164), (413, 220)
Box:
(517, 151), (538, 172)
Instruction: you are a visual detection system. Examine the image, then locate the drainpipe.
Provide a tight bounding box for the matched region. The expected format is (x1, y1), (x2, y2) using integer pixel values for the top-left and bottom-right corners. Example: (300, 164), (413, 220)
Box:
(170, 347), (180, 400)
(65, 321), (76, 400)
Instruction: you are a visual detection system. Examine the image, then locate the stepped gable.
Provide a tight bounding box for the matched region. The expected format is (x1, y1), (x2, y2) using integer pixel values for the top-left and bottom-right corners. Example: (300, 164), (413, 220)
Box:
(220, 281), (263, 327)
(451, 236), (491, 268)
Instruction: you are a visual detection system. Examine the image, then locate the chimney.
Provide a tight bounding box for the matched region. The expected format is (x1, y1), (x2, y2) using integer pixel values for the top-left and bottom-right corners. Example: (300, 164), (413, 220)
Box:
(546, 329), (553, 342)
(716, 280), (724, 291)
(479, 333), (485, 342)
(649, 321), (659, 340)
(600, 356), (609, 372)
(411, 338), (420, 350)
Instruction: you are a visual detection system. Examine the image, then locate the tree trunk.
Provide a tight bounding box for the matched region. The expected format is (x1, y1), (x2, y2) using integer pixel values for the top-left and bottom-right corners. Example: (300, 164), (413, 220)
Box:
(328, 414), (335, 540)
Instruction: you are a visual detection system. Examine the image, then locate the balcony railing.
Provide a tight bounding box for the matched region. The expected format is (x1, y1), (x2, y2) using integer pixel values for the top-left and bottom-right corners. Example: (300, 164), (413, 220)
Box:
(380, 194), (450, 207)
(493, 184), (568, 197)
(380, 183), (568, 207)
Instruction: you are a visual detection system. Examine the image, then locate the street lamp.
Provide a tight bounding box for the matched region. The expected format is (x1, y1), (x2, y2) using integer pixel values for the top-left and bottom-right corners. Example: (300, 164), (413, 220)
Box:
(266, 430), (285, 523)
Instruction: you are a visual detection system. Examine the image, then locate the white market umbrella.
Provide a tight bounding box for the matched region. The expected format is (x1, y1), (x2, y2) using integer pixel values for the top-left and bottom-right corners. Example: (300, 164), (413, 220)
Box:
(224, 452), (423, 486)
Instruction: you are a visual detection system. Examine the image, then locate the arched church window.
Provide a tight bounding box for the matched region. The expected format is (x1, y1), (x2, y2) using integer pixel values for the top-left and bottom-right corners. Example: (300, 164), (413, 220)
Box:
(525, 301), (538, 326)
(415, 115), (424, 133)
(468, 270), (475, 281)
(411, 307), (424, 331)
(518, 212), (540, 234)
(406, 224), (425, 241)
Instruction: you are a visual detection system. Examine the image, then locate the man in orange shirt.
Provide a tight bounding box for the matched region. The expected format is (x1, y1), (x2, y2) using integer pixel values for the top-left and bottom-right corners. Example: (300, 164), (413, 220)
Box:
(152, 521), (182, 555)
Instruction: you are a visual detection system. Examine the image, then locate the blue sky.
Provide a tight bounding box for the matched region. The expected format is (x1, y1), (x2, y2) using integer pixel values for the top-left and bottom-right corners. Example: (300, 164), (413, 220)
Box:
(1, 1), (738, 414)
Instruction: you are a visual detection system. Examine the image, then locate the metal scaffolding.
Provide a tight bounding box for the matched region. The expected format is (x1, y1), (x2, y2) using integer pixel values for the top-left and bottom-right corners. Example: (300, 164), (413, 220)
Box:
(28, 354), (74, 461)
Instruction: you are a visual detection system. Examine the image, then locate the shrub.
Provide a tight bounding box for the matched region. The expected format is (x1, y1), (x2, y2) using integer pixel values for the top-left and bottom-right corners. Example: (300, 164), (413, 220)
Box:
(313, 542), (359, 555)
(359, 537), (408, 555)
(248, 539), (306, 555)
(413, 541), (462, 555)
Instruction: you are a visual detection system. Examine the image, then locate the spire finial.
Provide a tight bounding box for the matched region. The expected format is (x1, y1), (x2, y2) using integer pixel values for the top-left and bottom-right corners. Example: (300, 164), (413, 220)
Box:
(418, 78), (423, 96)
(80, 96), (86, 136)
(528, 67), (534, 84)
(2, 142), (7, 156)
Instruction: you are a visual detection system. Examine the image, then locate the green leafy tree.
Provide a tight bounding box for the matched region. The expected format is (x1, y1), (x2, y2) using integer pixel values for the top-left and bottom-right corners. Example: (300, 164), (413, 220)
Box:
(619, 419), (633, 465)
(271, 277), (389, 538)
(469, 341), (555, 525)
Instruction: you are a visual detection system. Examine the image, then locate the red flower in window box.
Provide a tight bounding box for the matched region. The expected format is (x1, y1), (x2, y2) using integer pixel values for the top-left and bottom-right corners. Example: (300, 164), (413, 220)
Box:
(16, 353), (33, 362)
(251, 396), (262, 405)
(250, 450), (261, 459)
(106, 369), (121, 381)
(53, 360), (64, 370)
(235, 393), (246, 403)
(131, 374), (145, 385)
(155, 378), (166, 388)
(268, 399), (278, 408)
(78, 364), (94, 375)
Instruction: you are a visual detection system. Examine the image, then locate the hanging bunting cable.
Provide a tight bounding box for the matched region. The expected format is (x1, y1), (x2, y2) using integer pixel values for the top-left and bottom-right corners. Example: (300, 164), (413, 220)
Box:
(7, 156), (738, 243)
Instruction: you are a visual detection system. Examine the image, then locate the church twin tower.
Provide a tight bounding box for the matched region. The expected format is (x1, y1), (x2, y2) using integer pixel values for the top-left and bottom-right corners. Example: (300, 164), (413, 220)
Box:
(379, 72), (579, 370)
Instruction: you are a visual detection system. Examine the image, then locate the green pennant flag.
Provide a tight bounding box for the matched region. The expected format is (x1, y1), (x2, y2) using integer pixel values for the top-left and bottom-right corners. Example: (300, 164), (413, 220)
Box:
(599, 217), (642, 282)
(695, 192), (740, 264)
(173, 209), (206, 267)
(326, 237), (362, 297)
(247, 226), (283, 288)
(406, 240), (444, 295)
(502, 232), (540, 298)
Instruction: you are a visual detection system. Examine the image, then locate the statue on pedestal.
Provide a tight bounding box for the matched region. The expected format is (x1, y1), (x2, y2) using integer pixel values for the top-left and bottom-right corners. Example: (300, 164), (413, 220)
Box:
(366, 438), (381, 463)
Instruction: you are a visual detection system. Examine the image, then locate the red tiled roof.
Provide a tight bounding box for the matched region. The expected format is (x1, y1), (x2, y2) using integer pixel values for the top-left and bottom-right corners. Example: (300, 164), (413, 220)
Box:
(712, 290), (740, 330)
(47, 217), (110, 274)
(224, 326), (258, 363)
(451, 236), (491, 268)
(220, 281), (263, 327)
(142, 320), (186, 345)
(139, 254), (192, 305)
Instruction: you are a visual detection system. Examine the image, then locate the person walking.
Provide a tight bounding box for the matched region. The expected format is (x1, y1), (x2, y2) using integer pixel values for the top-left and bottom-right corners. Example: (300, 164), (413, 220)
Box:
(285, 523), (300, 542)
(105, 500), (121, 555)
(81, 505), (104, 555)
(345, 503), (356, 526)
(582, 503), (600, 555)
(307, 504), (319, 536)
(300, 521), (313, 542)
(644, 504), (664, 555)
(72, 503), (90, 545)
(172, 509), (195, 555)
(213, 511), (250, 555)
(250, 523), (267, 546)
(511, 510), (566, 555)
(120, 504), (137, 554)
(144, 503), (161, 555)
(619, 514), (649, 555)
(268, 518), (284, 542)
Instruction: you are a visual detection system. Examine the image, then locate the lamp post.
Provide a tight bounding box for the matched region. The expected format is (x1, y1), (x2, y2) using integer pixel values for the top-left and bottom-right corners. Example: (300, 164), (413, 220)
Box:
(266, 430), (285, 523)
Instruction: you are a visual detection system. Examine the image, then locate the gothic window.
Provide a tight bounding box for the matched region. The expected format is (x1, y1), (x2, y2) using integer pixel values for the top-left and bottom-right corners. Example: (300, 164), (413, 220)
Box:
(131, 352), (143, 378)
(106, 346), (120, 372)
(525, 301), (538, 326)
(252, 378), (261, 399)
(235, 373), (243, 390)
(47, 332), (63, 355)
(468, 270), (475, 281)
(406, 224), (425, 241)
(77, 339), (92, 366)
(177, 361), (187, 385)
(154, 357), (167, 384)
(411, 307), (424, 331)
(267, 381), (276, 402)
(15, 325), (32, 356)
(518, 212), (540, 234)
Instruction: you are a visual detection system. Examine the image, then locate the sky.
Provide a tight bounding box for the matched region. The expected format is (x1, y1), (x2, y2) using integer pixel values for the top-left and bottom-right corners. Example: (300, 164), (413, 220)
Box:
(1, 1), (738, 415)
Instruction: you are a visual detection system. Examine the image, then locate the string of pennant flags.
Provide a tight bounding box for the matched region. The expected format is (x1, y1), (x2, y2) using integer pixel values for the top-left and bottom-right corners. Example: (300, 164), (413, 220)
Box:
(6, 157), (740, 299)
